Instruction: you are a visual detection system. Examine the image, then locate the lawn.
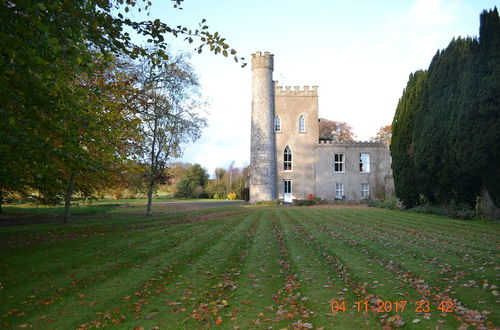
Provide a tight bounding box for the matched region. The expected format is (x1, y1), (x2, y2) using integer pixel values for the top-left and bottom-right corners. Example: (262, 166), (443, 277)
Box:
(0, 204), (498, 329)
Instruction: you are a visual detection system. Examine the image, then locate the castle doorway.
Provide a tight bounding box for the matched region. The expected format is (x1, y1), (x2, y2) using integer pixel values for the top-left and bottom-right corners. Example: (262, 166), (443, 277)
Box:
(284, 180), (292, 203)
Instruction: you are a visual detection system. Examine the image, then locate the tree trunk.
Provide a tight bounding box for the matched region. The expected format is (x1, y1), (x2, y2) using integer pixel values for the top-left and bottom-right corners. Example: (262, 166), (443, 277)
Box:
(64, 173), (75, 223)
(0, 189), (3, 215)
(146, 181), (154, 217)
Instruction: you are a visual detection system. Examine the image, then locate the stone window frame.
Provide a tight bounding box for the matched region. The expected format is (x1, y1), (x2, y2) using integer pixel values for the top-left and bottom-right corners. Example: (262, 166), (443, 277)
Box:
(335, 183), (344, 199)
(298, 115), (306, 133)
(284, 146), (292, 171)
(361, 183), (369, 198)
(359, 153), (370, 173)
(334, 153), (345, 173)
(275, 116), (281, 132)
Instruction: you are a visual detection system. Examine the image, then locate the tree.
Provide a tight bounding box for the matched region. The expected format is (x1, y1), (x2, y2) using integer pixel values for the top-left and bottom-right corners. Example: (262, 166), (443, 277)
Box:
(166, 162), (191, 187)
(0, 0), (242, 214)
(391, 71), (427, 208)
(175, 164), (209, 198)
(205, 179), (226, 199)
(1, 55), (139, 221)
(391, 8), (500, 210)
(318, 119), (355, 142)
(214, 168), (226, 180)
(134, 52), (206, 216)
(372, 125), (392, 146)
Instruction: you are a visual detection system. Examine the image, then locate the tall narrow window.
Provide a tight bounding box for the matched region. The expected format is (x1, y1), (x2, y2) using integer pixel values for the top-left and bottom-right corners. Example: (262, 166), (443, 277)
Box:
(274, 116), (281, 132)
(284, 146), (292, 171)
(361, 183), (369, 198)
(335, 183), (344, 199)
(334, 153), (344, 173)
(284, 180), (292, 194)
(298, 115), (305, 132)
(360, 153), (370, 173)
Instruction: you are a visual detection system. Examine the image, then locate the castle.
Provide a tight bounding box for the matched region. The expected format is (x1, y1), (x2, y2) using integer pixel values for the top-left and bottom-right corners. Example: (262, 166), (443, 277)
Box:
(249, 51), (394, 203)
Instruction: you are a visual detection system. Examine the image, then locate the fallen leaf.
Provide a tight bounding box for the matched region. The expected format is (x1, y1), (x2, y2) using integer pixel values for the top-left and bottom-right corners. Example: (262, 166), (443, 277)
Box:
(166, 301), (181, 306)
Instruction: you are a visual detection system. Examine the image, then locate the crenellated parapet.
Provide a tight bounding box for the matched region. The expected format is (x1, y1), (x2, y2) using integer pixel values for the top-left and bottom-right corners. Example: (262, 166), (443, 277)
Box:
(316, 140), (386, 148)
(251, 51), (274, 70)
(275, 82), (318, 96)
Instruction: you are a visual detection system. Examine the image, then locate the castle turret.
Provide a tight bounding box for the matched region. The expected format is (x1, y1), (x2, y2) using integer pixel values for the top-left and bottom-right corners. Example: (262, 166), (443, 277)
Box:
(249, 51), (277, 203)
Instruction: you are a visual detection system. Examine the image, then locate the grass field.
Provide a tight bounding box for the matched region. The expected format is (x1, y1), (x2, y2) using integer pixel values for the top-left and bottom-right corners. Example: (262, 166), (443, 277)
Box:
(0, 204), (498, 329)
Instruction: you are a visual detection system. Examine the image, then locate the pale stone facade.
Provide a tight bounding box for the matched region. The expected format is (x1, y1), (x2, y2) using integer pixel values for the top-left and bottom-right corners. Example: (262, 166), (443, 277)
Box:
(250, 51), (394, 203)
(249, 52), (277, 203)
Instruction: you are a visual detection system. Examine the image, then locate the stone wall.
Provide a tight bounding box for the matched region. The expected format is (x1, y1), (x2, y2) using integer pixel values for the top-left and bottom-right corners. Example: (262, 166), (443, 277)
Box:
(275, 84), (319, 200)
(315, 142), (393, 201)
(249, 52), (277, 203)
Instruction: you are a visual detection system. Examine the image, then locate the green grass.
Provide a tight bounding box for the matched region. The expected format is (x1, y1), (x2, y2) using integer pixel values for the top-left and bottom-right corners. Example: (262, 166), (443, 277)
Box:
(0, 205), (498, 329)
(1, 198), (239, 214)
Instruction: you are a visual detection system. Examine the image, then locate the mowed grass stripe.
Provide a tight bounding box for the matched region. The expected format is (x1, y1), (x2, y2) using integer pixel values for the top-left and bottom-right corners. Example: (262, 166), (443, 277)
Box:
(310, 209), (497, 328)
(335, 209), (499, 255)
(355, 208), (499, 243)
(0, 213), (239, 319)
(278, 210), (378, 329)
(125, 212), (260, 329)
(313, 209), (498, 288)
(1, 212), (250, 329)
(284, 209), (441, 329)
(316, 209), (496, 257)
(225, 210), (286, 328)
(316, 209), (497, 268)
(0, 224), (205, 321)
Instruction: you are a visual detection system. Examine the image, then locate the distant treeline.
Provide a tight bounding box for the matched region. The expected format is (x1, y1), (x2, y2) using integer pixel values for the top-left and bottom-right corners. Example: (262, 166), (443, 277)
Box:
(391, 8), (499, 209)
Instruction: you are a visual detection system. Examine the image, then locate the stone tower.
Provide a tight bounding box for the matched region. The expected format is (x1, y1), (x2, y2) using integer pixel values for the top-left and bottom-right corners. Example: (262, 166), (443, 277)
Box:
(249, 51), (277, 203)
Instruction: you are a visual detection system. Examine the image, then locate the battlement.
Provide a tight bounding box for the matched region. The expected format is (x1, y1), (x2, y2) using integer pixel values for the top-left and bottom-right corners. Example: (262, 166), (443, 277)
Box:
(252, 51), (274, 70)
(252, 51), (273, 58)
(316, 140), (385, 147)
(275, 82), (318, 96)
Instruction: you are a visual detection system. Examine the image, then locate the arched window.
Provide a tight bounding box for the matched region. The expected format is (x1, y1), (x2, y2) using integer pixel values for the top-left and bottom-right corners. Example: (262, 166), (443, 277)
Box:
(298, 115), (305, 132)
(274, 116), (281, 132)
(284, 146), (292, 171)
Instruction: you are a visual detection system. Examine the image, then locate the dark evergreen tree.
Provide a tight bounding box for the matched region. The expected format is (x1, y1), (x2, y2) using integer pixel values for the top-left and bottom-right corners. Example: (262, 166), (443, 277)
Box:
(391, 71), (427, 208)
(413, 37), (477, 205)
(391, 8), (499, 209)
(474, 8), (500, 205)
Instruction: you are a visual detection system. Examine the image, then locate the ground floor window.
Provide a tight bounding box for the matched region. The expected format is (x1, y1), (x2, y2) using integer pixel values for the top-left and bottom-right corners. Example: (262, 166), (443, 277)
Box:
(335, 183), (344, 199)
(284, 180), (292, 194)
(361, 183), (369, 198)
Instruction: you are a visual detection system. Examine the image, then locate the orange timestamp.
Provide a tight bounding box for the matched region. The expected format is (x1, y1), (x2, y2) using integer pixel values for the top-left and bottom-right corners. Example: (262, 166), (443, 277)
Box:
(331, 300), (454, 313)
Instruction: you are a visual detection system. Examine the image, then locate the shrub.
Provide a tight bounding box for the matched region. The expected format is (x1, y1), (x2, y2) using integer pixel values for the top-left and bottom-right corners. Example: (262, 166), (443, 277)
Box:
(256, 200), (279, 206)
(295, 199), (315, 206)
(213, 193), (220, 200)
(446, 200), (477, 220)
(307, 193), (315, 200)
(227, 192), (237, 200)
(408, 204), (447, 216)
(368, 200), (399, 210)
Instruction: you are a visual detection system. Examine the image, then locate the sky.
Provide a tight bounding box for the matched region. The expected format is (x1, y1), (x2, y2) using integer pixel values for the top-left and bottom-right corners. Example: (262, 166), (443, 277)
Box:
(139, 0), (497, 177)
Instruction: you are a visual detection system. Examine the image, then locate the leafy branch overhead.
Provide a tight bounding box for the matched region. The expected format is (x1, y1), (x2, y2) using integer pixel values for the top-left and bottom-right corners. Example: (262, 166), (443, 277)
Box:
(105, 0), (245, 66)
